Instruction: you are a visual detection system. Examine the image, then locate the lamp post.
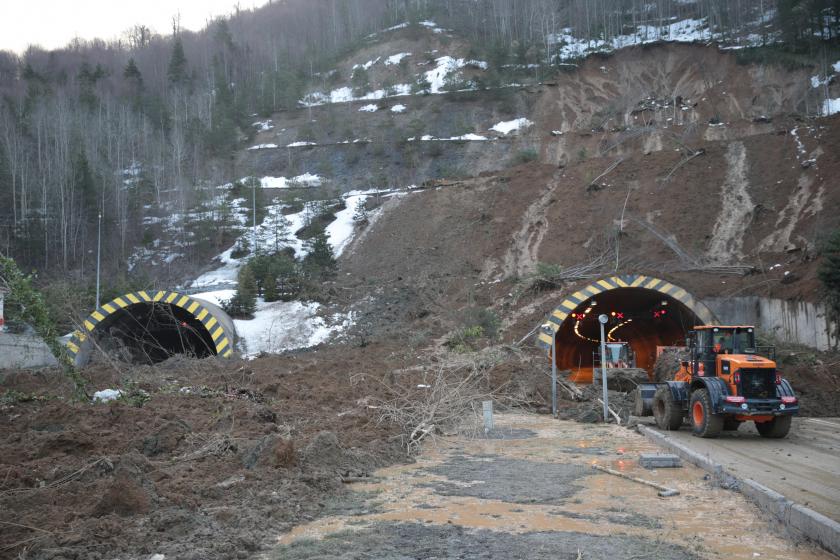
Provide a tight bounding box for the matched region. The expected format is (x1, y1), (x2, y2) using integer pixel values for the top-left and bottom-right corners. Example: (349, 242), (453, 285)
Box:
(252, 182), (257, 256)
(551, 328), (558, 417)
(598, 314), (609, 422)
(96, 212), (102, 308)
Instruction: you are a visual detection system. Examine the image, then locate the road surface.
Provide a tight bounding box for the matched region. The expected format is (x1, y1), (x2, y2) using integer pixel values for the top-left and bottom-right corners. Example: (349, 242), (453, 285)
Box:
(269, 414), (834, 560)
(642, 417), (840, 523)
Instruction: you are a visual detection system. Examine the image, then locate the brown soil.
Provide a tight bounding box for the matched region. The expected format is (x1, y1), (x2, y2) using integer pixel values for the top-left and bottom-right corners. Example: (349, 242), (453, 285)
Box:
(0, 344), (413, 560)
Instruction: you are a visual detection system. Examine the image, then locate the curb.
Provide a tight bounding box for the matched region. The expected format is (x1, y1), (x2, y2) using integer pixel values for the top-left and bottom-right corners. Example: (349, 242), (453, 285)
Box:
(637, 425), (840, 557)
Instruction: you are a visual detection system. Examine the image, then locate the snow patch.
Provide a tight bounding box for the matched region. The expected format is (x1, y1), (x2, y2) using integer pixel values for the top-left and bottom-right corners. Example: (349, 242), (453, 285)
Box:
(353, 57), (381, 71)
(385, 52), (411, 65)
(358, 104), (379, 112)
(490, 118), (533, 135)
(193, 289), (237, 307)
(258, 174), (322, 189)
(234, 300), (352, 358)
(252, 120), (274, 132)
(286, 141), (317, 148)
(822, 97), (840, 116)
(390, 104), (407, 113)
(248, 143), (278, 150)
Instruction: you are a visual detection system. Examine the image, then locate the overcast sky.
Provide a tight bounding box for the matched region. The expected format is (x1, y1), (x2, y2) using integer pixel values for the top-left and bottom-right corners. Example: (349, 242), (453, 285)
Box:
(0, 0), (272, 54)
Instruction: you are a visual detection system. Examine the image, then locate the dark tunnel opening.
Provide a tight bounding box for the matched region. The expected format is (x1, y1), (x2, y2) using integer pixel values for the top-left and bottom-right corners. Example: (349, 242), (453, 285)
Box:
(554, 287), (702, 379)
(95, 303), (218, 364)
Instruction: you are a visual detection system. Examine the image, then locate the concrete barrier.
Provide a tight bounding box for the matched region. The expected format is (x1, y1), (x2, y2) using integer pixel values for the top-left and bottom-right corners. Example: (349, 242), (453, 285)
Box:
(638, 425), (840, 557)
(0, 333), (59, 369)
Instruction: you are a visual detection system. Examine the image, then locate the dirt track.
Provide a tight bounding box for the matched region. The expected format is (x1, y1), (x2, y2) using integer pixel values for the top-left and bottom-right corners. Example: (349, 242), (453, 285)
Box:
(642, 417), (840, 524)
(270, 413), (835, 560)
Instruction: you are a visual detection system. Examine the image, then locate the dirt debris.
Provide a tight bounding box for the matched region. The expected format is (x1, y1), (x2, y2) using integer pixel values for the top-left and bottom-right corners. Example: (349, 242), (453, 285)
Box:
(0, 343), (411, 560)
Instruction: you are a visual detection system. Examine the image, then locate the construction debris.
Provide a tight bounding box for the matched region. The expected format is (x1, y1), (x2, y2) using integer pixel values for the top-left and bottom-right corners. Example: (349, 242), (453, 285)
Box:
(592, 464), (680, 497)
(639, 453), (683, 469)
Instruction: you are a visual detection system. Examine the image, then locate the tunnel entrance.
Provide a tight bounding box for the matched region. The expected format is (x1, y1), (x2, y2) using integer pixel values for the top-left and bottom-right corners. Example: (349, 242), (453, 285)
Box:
(66, 290), (235, 367)
(100, 303), (217, 364)
(536, 275), (717, 382)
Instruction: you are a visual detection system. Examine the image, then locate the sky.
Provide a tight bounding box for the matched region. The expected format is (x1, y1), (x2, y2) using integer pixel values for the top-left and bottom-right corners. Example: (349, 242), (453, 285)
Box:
(0, 0), (272, 54)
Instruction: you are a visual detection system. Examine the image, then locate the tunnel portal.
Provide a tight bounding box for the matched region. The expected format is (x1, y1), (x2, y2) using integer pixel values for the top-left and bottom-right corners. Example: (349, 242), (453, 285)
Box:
(536, 275), (717, 379)
(66, 291), (236, 367)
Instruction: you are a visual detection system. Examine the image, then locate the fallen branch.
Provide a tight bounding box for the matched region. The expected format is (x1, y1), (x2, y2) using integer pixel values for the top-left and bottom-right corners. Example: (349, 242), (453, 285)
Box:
(592, 464), (679, 497)
(596, 398), (622, 424)
(0, 457), (112, 496)
(588, 158), (623, 187)
(659, 149), (705, 182)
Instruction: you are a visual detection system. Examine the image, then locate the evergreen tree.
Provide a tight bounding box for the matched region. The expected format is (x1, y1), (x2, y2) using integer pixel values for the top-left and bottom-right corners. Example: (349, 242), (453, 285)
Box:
(124, 57), (144, 103)
(351, 66), (371, 96)
(167, 37), (190, 87)
(73, 149), (97, 213)
(303, 232), (337, 279)
(263, 272), (279, 302)
(225, 264), (257, 317)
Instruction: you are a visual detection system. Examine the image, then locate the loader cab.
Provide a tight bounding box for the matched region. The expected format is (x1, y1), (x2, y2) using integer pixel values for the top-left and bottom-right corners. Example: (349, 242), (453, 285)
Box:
(593, 341), (635, 369)
(689, 326), (757, 377)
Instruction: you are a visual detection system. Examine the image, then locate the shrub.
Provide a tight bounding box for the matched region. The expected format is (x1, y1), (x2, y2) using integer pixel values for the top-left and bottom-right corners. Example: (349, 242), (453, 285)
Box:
(512, 148), (538, 165)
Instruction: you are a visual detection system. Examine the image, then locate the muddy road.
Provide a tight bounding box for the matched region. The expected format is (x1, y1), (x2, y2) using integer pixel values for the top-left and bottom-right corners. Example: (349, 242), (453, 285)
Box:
(641, 417), (840, 524)
(269, 413), (834, 560)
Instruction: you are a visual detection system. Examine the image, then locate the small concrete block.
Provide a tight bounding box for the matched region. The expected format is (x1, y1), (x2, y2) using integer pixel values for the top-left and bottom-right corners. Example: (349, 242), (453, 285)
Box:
(639, 453), (682, 469)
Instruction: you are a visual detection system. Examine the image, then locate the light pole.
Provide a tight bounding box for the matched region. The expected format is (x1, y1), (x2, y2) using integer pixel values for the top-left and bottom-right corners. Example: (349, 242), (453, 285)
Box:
(96, 211), (102, 308)
(252, 182), (257, 256)
(551, 328), (558, 417)
(598, 314), (609, 422)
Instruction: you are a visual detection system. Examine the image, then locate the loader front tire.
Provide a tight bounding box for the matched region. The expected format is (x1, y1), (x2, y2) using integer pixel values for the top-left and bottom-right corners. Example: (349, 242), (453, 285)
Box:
(690, 388), (723, 438)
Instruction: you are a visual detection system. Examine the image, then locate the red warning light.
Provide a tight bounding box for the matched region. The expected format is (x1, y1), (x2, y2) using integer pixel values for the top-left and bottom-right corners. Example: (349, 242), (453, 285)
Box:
(615, 312), (624, 320)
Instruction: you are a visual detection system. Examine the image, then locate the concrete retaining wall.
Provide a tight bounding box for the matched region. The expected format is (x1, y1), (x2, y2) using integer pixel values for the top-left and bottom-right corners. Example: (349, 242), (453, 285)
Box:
(703, 296), (838, 351)
(0, 333), (59, 369)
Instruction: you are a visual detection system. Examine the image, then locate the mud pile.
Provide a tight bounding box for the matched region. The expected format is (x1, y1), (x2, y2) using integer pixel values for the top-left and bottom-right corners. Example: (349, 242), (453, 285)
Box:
(0, 343), (409, 559)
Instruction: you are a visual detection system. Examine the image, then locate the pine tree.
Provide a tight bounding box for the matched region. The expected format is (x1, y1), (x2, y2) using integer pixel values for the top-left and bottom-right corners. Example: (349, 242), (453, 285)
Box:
(351, 66), (371, 96)
(124, 58), (143, 89)
(167, 37), (189, 87)
(263, 273), (279, 302)
(304, 232), (337, 279)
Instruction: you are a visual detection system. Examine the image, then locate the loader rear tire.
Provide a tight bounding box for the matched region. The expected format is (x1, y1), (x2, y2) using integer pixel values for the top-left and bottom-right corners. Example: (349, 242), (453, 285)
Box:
(653, 386), (683, 431)
(690, 389), (723, 438)
(756, 416), (792, 439)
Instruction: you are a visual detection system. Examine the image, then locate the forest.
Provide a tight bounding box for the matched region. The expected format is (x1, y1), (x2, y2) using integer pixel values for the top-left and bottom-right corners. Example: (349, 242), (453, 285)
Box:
(0, 0), (838, 282)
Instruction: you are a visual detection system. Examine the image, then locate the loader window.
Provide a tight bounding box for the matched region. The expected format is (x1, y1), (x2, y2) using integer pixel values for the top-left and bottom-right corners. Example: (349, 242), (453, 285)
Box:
(713, 332), (733, 354)
(733, 329), (755, 353)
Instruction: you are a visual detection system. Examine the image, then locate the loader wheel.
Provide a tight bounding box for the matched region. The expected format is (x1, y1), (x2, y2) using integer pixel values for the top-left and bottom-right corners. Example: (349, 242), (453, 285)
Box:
(755, 416), (792, 439)
(690, 389), (723, 438)
(723, 418), (742, 431)
(653, 386), (683, 431)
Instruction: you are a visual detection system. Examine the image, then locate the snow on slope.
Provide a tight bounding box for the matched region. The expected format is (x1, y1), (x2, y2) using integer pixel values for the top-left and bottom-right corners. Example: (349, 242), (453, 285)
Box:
(234, 300), (353, 357)
(258, 174), (322, 189)
(490, 118), (533, 135)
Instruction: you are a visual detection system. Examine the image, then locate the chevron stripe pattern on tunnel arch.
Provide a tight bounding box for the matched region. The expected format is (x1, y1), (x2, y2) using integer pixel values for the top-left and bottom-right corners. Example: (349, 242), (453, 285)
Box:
(535, 274), (717, 354)
(65, 290), (234, 363)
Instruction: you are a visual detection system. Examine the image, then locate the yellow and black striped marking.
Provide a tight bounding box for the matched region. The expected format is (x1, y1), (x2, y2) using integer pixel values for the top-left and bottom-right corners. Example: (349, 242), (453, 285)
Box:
(66, 290), (233, 362)
(535, 274), (716, 354)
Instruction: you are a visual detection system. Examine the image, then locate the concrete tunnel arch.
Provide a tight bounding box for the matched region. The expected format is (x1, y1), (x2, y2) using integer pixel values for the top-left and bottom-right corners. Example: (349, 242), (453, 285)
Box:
(66, 290), (236, 367)
(536, 274), (718, 376)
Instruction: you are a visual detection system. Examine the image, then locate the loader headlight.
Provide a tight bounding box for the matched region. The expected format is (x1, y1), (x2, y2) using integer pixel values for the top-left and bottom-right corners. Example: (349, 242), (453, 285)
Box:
(780, 404), (786, 410)
(740, 403), (748, 410)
